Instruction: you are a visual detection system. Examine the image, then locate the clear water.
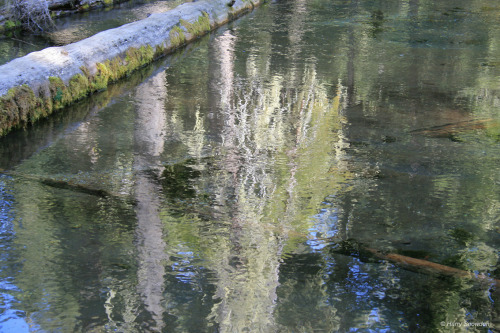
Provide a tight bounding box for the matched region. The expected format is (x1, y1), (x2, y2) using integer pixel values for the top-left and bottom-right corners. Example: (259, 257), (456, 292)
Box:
(1, 0), (500, 331)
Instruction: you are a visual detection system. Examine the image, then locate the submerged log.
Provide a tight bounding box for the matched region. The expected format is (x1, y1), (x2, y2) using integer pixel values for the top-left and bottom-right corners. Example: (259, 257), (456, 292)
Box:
(410, 118), (498, 138)
(320, 238), (500, 288)
(365, 247), (500, 288)
(38, 177), (110, 197)
(0, 169), (135, 203)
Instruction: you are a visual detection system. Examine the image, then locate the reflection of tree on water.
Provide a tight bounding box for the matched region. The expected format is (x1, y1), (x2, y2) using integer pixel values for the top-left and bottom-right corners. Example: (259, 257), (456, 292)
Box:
(161, 160), (201, 203)
(157, 13), (348, 329)
(132, 72), (168, 332)
(308, 0), (500, 329)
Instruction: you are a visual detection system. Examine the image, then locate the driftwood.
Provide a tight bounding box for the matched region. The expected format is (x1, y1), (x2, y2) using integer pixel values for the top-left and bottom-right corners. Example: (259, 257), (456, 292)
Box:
(364, 247), (500, 288)
(0, 169), (135, 204)
(410, 118), (497, 138)
(320, 239), (500, 288)
(37, 177), (110, 197)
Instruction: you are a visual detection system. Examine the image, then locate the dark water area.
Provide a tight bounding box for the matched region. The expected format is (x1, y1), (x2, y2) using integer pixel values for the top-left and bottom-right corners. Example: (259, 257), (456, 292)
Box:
(0, 0), (190, 66)
(1, 0), (500, 331)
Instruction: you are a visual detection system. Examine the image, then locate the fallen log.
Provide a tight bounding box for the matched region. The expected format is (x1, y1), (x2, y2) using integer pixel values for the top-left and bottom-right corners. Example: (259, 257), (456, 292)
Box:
(38, 177), (110, 197)
(364, 247), (500, 288)
(318, 238), (500, 288)
(0, 169), (136, 204)
(410, 118), (498, 138)
(0, 0), (263, 137)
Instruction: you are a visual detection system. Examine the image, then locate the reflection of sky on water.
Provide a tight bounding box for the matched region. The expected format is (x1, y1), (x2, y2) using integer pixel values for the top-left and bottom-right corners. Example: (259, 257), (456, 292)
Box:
(0, 292), (30, 333)
(0, 177), (14, 235)
(299, 193), (427, 331)
(305, 194), (394, 329)
(0, 177), (30, 332)
(1, 282), (33, 332)
(171, 250), (200, 284)
(326, 259), (400, 331)
(307, 202), (339, 251)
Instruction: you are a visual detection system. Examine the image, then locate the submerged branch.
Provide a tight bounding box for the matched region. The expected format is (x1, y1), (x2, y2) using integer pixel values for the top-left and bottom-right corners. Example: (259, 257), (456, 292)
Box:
(319, 238), (500, 289)
(410, 118), (497, 138)
(364, 247), (500, 288)
(0, 169), (136, 204)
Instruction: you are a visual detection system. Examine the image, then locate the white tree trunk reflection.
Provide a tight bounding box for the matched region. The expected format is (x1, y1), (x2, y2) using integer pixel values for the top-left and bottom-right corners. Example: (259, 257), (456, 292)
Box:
(133, 72), (168, 332)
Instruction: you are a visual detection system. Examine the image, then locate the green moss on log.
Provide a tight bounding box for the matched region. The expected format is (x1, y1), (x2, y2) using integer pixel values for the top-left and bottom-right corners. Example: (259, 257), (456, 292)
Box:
(180, 12), (211, 37)
(0, 72), (91, 136)
(1, 41), (186, 137)
(104, 57), (125, 81)
(49, 76), (73, 109)
(154, 43), (167, 58)
(68, 74), (90, 100)
(124, 45), (155, 74)
(0, 0), (264, 137)
(169, 25), (186, 47)
(77, 45), (156, 94)
(91, 62), (111, 91)
(0, 85), (48, 135)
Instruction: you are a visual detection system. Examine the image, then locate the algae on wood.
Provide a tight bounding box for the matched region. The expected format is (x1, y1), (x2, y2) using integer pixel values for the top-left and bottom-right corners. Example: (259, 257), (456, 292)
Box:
(0, 0), (263, 137)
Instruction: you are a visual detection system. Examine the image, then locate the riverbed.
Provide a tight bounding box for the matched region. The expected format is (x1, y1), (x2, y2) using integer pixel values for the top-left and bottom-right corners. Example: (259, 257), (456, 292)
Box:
(1, 0), (499, 331)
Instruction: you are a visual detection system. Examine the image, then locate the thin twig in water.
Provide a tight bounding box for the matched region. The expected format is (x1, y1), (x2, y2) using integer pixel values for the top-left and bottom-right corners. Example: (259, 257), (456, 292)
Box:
(11, 37), (37, 46)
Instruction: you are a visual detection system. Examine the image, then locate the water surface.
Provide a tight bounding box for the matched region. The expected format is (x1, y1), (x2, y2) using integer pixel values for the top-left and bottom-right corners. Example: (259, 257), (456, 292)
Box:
(1, 0), (500, 331)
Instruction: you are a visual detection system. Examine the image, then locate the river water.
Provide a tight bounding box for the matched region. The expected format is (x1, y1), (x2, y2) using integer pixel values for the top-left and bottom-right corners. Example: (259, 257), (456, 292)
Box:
(1, 0), (500, 331)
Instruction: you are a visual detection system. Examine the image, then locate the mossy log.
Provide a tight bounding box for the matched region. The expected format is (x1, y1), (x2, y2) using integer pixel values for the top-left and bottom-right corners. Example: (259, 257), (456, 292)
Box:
(0, 0), (262, 137)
